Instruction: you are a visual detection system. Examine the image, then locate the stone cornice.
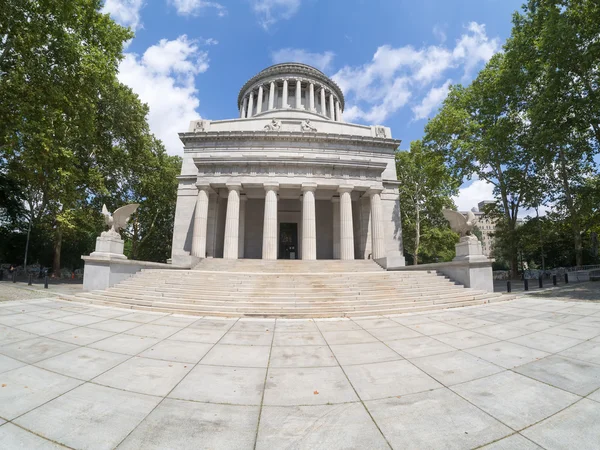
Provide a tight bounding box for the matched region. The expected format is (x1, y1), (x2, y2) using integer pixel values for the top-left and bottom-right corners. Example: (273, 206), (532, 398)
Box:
(238, 63), (345, 110)
(179, 131), (400, 151)
(193, 156), (388, 172)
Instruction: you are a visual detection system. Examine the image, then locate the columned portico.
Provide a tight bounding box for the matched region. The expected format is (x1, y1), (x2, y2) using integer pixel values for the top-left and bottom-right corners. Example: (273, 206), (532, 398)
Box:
(191, 183), (211, 258)
(262, 183), (279, 260)
(301, 183), (317, 260)
(223, 183), (241, 259)
(239, 194), (247, 258)
(332, 197), (340, 259)
(368, 188), (385, 260)
(338, 185), (355, 260)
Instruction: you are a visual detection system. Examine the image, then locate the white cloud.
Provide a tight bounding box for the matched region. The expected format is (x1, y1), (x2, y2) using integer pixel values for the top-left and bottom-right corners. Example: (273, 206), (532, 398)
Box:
(118, 35), (209, 155)
(333, 22), (500, 124)
(433, 24), (447, 43)
(102, 0), (145, 31)
(412, 79), (451, 120)
(271, 48), (335, 72)
(251, 0), (301, 29)
(453, 177), (495, 212)
(168, 0), (227, 17)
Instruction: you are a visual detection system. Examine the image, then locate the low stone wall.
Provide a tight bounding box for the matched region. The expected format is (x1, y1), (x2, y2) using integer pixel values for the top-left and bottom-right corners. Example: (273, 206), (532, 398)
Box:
(82, 256), (189, 291)
(391, 259), (494, 293)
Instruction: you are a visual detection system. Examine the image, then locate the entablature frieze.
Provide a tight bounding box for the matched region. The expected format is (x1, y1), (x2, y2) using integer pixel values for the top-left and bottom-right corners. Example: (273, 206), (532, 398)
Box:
(192, 156), (387, 182)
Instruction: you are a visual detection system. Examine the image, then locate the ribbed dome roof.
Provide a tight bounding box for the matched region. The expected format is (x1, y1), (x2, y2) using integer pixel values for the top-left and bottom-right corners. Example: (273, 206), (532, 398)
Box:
(237, 63), (345, 110)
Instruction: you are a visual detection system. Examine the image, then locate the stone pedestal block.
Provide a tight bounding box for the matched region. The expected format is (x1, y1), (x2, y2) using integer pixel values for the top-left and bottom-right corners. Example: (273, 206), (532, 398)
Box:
(90, 232), (126, 259)
(454, 238), (488, 263)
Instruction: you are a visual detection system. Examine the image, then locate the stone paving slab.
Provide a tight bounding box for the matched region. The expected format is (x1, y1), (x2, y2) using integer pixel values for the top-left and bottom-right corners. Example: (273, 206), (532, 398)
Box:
(0, 294), (600, 448)
(14, 383), (161, 450)
(256, 403), (389, 449)
(365, 388), (512, 449)
(452, 371), (580, 430)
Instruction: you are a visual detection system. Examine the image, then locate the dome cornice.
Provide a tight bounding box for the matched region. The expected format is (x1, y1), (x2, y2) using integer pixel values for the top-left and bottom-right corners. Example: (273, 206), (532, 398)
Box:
(237, 63), (345, 111)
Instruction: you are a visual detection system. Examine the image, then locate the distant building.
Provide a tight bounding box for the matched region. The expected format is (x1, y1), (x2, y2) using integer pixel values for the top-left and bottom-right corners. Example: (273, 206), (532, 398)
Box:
(460, 201), (497, 256)
(460, 200), (523, 256)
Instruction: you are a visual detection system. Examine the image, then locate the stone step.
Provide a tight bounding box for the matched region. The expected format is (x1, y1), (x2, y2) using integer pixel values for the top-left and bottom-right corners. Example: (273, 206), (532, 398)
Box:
(86, 289), (492, 307)
(77, 290), (494, 309)
(61, 295), (494, 318)
(118, 278), (458, 289)
(191, 259), (384, 273)
(63, 260), (509, 318)
(110, 284), (466, 298)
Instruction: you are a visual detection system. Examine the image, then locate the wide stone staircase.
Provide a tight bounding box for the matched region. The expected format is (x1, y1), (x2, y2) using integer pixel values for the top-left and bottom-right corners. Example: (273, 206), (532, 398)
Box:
(62, 259), (508, 317)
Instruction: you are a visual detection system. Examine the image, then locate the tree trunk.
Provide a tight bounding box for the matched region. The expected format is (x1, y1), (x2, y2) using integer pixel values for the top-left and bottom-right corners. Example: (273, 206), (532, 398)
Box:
(414, 205), (420, 265)
(511, 252), (519, 280)
(558, 149), (583, 266)
(52, 227), (63, 277)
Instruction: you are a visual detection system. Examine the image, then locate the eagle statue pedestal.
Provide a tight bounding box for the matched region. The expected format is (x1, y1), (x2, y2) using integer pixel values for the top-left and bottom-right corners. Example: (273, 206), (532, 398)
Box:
(89, 230), (127, 260)
(453, 236), (488, 263)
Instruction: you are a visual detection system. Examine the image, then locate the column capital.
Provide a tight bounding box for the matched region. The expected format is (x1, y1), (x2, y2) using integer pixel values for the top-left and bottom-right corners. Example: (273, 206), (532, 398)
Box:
(366, 186), (384, 196)
(263, 182), (279, 192)
(301, 182), (317, 192)
(226, 182), (242, 192)
(195, 182), (212, 192)
(338, 185), (354, 194)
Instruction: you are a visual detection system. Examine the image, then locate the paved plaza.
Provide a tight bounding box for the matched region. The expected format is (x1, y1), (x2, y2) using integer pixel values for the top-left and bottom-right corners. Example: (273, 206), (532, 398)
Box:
(0, 289), (600, 449)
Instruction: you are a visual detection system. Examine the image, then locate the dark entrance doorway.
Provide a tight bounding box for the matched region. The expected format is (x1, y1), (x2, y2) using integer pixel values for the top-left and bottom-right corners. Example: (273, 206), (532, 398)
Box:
(279, 223), (298, 259)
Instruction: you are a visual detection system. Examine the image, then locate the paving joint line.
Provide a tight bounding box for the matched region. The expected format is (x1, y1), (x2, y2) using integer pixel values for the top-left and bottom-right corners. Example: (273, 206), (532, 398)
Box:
(111, 316), (242, 449)
(313, 318), (394, 450)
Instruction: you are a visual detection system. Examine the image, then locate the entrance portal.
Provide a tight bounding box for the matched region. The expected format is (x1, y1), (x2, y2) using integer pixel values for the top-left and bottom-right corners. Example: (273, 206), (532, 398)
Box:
(279, 223), (298, 259)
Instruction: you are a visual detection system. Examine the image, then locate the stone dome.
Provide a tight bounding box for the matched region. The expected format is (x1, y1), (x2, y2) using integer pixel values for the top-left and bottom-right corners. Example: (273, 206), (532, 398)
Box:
(237, 63), (345, 122)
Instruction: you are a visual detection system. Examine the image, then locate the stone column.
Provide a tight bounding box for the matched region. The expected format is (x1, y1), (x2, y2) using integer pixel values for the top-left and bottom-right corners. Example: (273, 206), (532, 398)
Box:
(223, 183), (241, 259)
(320, 88), (327, 116)
(241, 97), (247, 119)
(332, 197), (340, 259)
(309, 83), (315, 112)
(256, 85), (263, 114)
(268, 81), (275, 110)
(282, 79), (288, 108)
(335, 100), (342, 122)
(262, 183), (279, 260)
(329, 94), (335, 120)
(296, 79), (302, 109)
(238, 195), (247, 259)
(247, 92), (254, 118)
(301, 183), (317, 260)
(368, 188), (385, 260)
(191, 183), (210, 258)
(338, 185), (355, 260)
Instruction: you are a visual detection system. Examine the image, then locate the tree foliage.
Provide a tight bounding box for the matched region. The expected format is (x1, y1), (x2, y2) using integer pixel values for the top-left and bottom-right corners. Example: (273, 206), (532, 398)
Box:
(424, 53), (537, 277)
(503, 0), (600, 266)
(0, 0), (182, 272)
(396, 140), (460, 265)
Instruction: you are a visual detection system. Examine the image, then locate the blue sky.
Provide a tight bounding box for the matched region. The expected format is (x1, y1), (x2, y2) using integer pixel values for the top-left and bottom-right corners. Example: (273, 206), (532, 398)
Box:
(103, 0), (525, 211)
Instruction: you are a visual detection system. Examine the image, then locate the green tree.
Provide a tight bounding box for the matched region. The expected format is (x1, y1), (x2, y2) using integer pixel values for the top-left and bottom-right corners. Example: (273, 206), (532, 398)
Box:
(503, 0), (600, 265)
(0, 0), (175, 272)
(425, 53), (537, 278)
(396, 140), (460, 265)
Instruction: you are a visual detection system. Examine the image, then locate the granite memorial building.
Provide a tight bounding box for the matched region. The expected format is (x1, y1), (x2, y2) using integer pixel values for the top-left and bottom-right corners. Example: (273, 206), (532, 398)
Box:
(170, 63), (405, 269)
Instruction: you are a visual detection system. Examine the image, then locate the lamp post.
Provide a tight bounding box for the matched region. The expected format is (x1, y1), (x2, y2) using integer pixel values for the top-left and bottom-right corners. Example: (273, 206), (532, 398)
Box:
(23, 215), (32, 271)
(536, 205), (545, 272)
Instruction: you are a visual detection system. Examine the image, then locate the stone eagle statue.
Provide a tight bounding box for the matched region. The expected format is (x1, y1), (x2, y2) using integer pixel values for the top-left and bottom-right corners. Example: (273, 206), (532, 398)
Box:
(442, 209), (479, 238)
(101, 204), (140, 234)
